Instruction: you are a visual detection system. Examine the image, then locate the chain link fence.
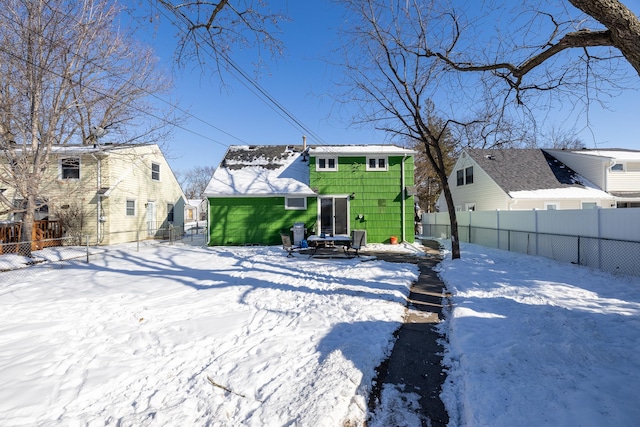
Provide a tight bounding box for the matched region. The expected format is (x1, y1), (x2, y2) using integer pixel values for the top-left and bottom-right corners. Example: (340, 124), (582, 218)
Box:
(423, 223), (640, 277)
(0, 236), (91, 274)
(0, 223), (208, 278)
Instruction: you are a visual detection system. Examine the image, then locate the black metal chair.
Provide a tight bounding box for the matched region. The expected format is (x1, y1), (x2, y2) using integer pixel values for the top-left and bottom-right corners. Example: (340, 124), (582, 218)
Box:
(347, 230), (366, 258)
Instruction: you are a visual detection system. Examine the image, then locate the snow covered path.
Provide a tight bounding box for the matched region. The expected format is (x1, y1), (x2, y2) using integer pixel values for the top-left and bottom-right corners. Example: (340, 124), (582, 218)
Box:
(0, 243), (418, 426)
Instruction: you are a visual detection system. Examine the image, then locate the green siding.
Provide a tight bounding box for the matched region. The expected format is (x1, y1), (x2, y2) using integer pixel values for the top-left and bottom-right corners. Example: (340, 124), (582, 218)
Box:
(209, 197), (317, 245)
(310, 155), (414, 244)
(208, 153), (415, 246)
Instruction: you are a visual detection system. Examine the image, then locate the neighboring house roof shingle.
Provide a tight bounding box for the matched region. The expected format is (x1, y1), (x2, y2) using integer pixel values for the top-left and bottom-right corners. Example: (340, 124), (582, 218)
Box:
(466, 148), (590, 193)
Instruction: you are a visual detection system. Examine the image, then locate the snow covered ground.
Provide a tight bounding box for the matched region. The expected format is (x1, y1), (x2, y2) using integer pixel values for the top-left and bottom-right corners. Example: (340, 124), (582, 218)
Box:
(1, 238), (639, 426)
(437, 241), (640, 427)
(0, 240), (418, 426)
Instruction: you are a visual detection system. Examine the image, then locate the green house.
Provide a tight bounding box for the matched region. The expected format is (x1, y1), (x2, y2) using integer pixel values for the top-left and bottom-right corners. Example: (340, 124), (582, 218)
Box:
(204, 144), (416, 246)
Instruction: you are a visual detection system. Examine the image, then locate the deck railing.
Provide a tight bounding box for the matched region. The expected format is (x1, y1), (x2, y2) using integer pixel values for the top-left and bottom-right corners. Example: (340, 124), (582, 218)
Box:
(0, 220), (64, 252)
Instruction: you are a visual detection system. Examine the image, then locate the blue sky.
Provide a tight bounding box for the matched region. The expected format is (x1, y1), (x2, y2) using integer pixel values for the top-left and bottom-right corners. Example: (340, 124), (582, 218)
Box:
(131, 1), (640, 174)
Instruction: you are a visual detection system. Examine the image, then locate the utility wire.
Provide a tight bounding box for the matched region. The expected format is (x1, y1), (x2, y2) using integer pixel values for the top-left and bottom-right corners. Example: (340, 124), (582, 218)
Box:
(153, 2), (332, 146)
(0, 7), (243, 149)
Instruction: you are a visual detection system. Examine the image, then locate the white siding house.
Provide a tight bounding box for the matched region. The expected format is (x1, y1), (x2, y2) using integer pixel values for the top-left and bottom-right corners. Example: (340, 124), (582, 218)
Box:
(436, 149), (615, 212)
(1, 143), (186, 244)
(545, 149), (640, 207)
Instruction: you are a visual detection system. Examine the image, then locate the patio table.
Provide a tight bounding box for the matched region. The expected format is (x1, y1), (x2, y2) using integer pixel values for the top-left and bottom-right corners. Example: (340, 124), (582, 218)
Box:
(306, 234), (352, 258)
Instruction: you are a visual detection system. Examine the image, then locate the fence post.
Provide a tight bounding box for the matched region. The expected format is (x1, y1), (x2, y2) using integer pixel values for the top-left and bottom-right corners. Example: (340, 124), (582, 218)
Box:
(597, 208), (603, 270)
(577, 236), (581, 265)
(137, 230), (140, 252)
(496, 210), (500, 250)
(533, 209), (540, 256)
(85, 235), (89, 263)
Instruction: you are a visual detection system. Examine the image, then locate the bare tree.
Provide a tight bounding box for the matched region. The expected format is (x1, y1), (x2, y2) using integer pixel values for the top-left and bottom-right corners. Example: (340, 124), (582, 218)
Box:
(337, 1), (525, 259)
(417, 0), (640, 107)
(0, 0), (174, 254)
(179, 165), (216, 199)
(149, 0), (287, 73)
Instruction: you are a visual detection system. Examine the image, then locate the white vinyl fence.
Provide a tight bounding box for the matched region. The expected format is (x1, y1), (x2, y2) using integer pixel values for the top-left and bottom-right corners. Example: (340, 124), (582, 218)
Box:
(422, 208), (640, 277)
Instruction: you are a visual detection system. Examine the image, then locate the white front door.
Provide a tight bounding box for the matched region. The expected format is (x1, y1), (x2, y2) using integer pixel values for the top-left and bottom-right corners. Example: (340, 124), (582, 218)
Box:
(146, 201), (156, 237)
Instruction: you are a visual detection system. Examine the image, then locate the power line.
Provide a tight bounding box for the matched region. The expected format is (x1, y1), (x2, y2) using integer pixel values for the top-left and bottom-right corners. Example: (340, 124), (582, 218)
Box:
(0, 6), (244, 150)
(152, 2), (332, 146)
(0, 2), (338, 153)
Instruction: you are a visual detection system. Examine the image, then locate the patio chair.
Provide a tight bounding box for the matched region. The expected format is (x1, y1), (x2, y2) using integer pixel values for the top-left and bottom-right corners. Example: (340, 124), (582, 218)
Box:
(347, 230), (366, 258)
(280, 233), (301, 257)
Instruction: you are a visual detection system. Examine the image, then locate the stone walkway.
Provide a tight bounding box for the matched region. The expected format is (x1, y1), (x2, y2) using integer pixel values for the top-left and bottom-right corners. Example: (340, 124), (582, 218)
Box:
(363, 240), (449, 426)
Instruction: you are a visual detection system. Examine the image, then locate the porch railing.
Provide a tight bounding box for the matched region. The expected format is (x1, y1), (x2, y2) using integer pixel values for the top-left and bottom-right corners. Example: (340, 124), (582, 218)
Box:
(0, 220), (64, 252)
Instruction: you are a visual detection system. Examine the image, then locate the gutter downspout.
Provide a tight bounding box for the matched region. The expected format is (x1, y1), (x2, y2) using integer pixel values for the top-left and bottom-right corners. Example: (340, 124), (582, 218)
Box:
(401, 154), (406, 242)
(91, 153), (102, 244)
(606, 158), (615, 193)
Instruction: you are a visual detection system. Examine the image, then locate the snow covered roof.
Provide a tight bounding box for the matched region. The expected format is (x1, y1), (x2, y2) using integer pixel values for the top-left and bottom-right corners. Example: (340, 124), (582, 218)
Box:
(465, 148), (613, 200)
(205, 144), (417, 198)
(548, 148), (640, 161)
(309, 145), (416, 156)
(204, 145), (315, 197)
(46, 143), (155, 155)
(508, 187), (613, 200)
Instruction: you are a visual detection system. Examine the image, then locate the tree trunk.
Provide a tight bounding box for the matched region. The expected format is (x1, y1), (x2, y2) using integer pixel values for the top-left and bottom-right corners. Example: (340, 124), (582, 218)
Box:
(569, 0), (640, 77)
(19, 195), (35, 257)
(440, 179), (460, 259)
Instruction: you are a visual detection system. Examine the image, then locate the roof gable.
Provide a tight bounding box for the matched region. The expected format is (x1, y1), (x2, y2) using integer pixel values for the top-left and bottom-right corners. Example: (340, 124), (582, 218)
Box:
(466, 148), (589, 193)
(205, 145), (315, 196)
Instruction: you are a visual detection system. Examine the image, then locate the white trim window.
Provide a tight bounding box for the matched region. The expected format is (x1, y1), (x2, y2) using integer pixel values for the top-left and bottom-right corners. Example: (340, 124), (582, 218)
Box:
(366, 156), (388, 171)
(544, 202), (558, 210)
(126, 199), (136, 216)
(151, 162), (160, 181)
(465, 203), (476, 211)
(316, 157), (337, 171)
(581, 202), (598, 209)
(456, 166), (474, 186)
(610, 163), (624, 172)
(285, 197), (307, 210)
(60, 157), (80, 180)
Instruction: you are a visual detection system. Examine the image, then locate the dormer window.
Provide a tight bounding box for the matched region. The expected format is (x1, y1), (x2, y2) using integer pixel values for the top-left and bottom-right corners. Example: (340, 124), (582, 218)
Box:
(366, 156), (388, 171)
(316, 157), (337, 171)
